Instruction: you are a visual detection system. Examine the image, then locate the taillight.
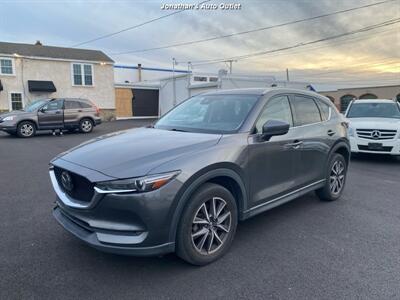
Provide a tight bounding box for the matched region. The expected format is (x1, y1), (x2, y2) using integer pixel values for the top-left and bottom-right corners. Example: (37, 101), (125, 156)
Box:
(88, 100), (100, 115)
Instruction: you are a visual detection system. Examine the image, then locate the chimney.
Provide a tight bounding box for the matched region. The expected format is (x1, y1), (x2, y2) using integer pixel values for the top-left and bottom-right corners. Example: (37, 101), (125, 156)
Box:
(35, 40), (42, 46)
(138, 64), (142, 82)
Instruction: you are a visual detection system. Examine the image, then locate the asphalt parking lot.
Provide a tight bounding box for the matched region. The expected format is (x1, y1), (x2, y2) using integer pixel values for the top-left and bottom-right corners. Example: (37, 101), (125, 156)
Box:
(1, 120), (399, 299)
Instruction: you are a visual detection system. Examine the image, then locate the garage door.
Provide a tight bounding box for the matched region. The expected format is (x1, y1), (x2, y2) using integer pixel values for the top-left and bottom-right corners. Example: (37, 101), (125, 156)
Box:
(132, 89), (159, 117)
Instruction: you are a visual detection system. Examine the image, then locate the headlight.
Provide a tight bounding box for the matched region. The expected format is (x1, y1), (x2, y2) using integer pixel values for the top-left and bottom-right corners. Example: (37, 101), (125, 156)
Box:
(94, 171), (180, 194)
(348, 127), (355, 137)
(2, 116), (14, 121)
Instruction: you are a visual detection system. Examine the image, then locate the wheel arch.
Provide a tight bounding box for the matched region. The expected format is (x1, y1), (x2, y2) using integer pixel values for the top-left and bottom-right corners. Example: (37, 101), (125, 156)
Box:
(168, 164), (248, 242)
(16, 119), (38, 129)
(329, 138), (350, 166)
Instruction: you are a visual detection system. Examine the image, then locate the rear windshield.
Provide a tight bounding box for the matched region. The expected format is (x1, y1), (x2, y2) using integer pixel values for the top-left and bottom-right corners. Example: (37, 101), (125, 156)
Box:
(347, 102), (400, 119)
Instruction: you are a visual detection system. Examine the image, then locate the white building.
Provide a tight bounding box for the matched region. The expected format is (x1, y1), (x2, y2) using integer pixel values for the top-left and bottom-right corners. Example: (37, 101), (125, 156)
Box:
(114, 66), (313, 119)
(0, 41), (115, 114)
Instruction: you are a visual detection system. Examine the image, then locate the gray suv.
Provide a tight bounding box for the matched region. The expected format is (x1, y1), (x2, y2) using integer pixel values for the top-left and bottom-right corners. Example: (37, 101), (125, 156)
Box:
(0, 98), (101, 137)
(50, 88), (350, 265)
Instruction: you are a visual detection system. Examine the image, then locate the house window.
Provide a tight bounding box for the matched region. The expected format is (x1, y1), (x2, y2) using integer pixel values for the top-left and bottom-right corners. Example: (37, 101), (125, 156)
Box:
(10, 93), (23, 110)
(72, 63), (93, 86)
(0, 58), (14, 75)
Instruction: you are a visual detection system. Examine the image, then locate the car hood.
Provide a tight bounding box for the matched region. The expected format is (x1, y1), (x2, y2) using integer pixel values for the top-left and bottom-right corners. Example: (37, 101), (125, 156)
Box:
(0, 110), (29, 119)
(348, 117), (400, 130)
(56, 127), (222, 179)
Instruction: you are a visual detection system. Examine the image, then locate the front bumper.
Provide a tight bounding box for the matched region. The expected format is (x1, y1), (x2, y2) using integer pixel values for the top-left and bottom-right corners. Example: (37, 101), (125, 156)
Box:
(349, 136), (400, 155)
(53, 207), (174, 256)
(0, 121), (17, 132)
(50, 162), (182, 256)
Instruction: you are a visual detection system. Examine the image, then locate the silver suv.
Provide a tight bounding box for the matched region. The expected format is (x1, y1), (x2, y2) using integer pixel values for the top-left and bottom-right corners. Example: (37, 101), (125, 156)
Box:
(0, 98), (102, 137)
(50, 88), (350, 265)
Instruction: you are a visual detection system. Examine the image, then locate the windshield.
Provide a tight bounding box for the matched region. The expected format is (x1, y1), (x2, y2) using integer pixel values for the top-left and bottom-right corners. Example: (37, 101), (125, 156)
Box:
(155, 94), (259, 133)
(25, 99), (49, 112)
(347, 102), (400, 119)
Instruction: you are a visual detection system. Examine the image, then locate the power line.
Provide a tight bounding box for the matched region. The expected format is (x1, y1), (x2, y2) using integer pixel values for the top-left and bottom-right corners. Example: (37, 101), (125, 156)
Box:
(244, 26), (398, 61)
(187, 18), (400, 65)
(71, 0), (211, 47)
(110, 0), (395, 55)
(185, 26), (398, 68)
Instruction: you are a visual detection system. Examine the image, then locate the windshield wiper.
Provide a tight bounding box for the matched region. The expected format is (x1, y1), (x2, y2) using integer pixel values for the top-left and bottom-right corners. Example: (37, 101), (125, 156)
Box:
(170, 128), (188, 132)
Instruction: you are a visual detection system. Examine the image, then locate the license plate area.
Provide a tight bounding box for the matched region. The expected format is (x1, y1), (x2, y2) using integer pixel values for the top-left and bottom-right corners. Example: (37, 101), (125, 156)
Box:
(368, 142), (383, 150)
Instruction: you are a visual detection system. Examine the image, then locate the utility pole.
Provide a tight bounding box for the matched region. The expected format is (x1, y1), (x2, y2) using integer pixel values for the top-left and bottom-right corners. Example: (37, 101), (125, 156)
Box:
(172, 58), (177, 106)
(187, 62), (192, 98)
(286, 68), (290, 81)
(226, 60), (236, 74)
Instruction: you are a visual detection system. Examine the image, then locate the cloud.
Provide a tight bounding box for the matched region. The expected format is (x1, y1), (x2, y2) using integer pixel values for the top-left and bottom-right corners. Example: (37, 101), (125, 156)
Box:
(0, 0), (398, 88)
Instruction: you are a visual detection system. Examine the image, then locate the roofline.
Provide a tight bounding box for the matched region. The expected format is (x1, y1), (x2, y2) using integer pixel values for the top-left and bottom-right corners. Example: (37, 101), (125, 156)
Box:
(0, 53), (114, 65)
(321, 83), (400, 93)
(114, 65), (189, 73)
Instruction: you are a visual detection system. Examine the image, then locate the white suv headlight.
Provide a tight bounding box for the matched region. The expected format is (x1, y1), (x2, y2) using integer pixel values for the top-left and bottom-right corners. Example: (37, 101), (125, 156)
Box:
(94, 171), (180, 194)
(2, 116), (15, 121)
(348, 127), (355, 137)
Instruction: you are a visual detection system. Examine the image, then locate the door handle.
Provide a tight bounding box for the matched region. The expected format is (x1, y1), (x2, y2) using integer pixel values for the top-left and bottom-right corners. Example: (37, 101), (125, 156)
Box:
(77, 110), (82, 112)
(55, 110), (61, 114)
(327, 130), (335, 136)
(285, 140), (303, 149)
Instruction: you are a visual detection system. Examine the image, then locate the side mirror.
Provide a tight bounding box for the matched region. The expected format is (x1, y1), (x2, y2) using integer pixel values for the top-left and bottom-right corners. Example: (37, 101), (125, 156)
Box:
(39, 107), (47, 113)
(261, 120), (290, 141)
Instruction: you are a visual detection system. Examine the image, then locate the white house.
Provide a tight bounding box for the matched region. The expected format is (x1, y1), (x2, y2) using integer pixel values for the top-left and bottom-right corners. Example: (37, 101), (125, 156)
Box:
(0, 41), (115, 115)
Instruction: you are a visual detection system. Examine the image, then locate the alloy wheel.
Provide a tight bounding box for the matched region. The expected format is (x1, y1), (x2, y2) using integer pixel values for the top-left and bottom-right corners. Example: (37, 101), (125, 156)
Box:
(81, 120), (92, 132)
(20, 124), (34, 137)
(330, 160), (345, 195)
(191, 197), (232, 255)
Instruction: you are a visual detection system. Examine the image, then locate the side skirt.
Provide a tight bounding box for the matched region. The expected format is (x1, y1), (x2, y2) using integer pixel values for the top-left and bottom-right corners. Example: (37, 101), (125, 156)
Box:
(242, 179), (326, 219)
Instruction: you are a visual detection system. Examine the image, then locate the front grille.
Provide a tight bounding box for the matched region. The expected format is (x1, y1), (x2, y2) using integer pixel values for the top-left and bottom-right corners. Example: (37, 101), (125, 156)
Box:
(358, 145), (393, 152)
(54, 166), (94, 202)
(356, 129), (397, 140)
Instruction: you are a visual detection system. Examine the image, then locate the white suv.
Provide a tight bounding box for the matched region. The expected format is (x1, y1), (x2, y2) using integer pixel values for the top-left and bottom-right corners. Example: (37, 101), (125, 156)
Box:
(345, 99), (400, 155)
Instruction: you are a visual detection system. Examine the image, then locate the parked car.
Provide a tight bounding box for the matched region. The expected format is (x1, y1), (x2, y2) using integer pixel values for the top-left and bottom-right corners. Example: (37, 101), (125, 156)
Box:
(345, 99), (400, 155)
(49, 88), (350, 265)
(0, 98), (102, 137)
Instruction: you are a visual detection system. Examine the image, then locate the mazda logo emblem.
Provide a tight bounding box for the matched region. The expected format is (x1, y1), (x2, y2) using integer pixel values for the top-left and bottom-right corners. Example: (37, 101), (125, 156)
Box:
(61, 171), (74, 192)
(371, 130), (381, 140)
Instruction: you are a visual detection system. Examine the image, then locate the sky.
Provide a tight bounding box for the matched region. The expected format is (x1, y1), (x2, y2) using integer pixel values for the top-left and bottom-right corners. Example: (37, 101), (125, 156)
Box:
(0, 0), (399, 89)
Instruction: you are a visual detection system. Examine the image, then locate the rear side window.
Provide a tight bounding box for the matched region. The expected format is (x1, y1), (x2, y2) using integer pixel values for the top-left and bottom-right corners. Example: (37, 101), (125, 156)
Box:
(255, 96), (293, 133)
(79, 101), (92, 108)
(65, 100), (81, 109)
(291, 96), (322, 126)
(315, 99), (331, 121)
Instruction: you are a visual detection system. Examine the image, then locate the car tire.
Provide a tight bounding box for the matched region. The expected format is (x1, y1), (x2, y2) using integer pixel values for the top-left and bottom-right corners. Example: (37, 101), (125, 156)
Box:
(79, 118), (93, 133)
(316, 153), (347, 201)
(176, 183), (238, 265)
(17, 121), (36, 138)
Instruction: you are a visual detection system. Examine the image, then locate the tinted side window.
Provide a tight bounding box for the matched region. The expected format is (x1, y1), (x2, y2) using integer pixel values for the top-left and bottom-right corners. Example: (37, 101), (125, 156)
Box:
(255, 96), (293, 133)
(43, 99), (63, 111)
(315, 99), (331, 121)
(291, 96), (322, 126)
(79, 101), (92, 108)
(65, 100), (82, 109)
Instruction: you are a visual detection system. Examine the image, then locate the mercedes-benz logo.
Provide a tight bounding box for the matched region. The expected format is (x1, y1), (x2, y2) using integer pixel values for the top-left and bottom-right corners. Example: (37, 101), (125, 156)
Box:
(371, 130), (381, 140)
(61, 171), (74, 192)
